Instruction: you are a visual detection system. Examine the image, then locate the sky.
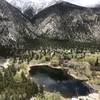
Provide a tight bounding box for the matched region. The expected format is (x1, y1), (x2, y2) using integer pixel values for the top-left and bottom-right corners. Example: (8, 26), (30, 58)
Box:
(6, 0), (100, 9)
(7, 0), (100, 7)
(65, 0), (100, 7)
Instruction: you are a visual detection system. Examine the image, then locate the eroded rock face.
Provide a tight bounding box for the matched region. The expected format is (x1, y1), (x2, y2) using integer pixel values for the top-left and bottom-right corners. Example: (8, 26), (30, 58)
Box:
(0, 0), (36, 48)
(31, 2), (100, 42)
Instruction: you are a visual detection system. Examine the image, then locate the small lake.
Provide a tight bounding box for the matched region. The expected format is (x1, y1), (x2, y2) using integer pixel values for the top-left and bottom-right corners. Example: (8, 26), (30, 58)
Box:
(29, 65), (94, 98)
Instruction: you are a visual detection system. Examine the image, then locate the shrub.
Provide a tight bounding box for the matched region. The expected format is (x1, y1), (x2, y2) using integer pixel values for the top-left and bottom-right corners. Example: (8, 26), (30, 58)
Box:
(0, 66), (39, 100)
(36, 92), (61, 100)
(45, 54), (51, 61)
(78, 54), (100, 65)
(40, 57), (46, 63)
(51, 56), (60, 66)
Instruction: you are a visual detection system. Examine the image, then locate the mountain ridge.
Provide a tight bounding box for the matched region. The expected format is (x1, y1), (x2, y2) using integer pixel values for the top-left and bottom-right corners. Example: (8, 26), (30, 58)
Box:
(31, 2), (100, 42)
(7, 0), (59, 13)
(1, 0), (100, 56)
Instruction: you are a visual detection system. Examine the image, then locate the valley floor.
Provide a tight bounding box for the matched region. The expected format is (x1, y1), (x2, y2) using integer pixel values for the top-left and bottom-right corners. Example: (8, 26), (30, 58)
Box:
(0, 49), (100, 100)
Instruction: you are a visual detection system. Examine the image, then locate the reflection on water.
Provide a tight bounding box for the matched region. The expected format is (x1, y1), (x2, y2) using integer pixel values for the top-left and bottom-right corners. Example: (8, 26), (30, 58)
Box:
(32, 72), (56, 86)
(31, 72), (94, 98)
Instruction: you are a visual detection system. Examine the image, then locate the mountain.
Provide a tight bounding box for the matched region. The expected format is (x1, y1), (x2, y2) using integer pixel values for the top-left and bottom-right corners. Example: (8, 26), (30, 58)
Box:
(6, 0), (61, 22)
(24, 7), (37, 21)
(9, 0), (34, 12)
(6, 0), (100, 13)
(1, 0), (100, 56)
(0, 0), (36, 55)
(7, 0), (59, 13)
(7, 0), (100, 43)
(31, 2), (100, 42)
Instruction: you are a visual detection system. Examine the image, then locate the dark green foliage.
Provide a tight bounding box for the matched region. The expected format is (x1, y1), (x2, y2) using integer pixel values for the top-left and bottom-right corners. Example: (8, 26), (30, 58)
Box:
(95, 57), (99, 66)
(0, 66), (39, 100)
(0, 72), (4, 91)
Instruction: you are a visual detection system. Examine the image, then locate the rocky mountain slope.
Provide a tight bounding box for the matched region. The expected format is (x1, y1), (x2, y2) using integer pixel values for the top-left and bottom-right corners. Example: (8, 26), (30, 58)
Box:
(31, 2), (100, 42)
(0, 0), (36, 49)
(1, 0), (100, 56)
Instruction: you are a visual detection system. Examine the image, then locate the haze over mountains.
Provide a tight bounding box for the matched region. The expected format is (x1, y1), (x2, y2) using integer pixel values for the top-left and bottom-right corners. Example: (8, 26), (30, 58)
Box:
(1, 0), (100, 56)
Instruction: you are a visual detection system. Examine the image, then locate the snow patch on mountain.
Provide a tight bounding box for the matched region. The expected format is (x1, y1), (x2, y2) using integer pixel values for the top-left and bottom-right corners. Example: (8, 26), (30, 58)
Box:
(6, 0), (61, 13)
(6, 0), (100, 14)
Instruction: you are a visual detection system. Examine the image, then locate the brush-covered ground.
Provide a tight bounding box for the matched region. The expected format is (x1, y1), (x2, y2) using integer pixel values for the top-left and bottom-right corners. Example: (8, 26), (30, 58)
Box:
(0, 48), (100, 100)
